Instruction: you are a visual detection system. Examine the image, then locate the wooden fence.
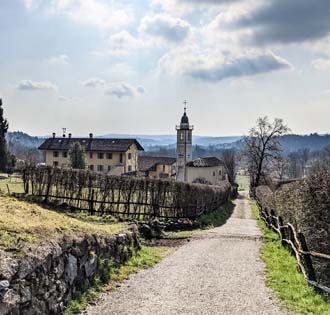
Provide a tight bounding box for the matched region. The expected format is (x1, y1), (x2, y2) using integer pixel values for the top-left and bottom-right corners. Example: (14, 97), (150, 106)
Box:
(22, 166), (232, 220)
(255, 197), (330, 296)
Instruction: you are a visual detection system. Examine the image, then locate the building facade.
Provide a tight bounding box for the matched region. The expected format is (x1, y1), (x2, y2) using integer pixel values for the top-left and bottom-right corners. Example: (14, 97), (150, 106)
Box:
(186, 157), (227, 186)
(39, 133), (144, 175)
(176, 108), (193, 181)
(139, 156), (176, 179)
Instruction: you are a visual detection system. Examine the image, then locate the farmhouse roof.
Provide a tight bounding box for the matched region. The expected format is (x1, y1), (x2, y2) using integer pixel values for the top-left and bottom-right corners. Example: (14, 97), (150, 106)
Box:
(186, 157), (224, 168)
(38, 137), (144, 152)
(139, 156), (176, 172)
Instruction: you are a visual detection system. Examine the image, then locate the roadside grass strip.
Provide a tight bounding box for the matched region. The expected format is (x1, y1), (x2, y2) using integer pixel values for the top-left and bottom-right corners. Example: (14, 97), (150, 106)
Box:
(250, 200), (330, 315)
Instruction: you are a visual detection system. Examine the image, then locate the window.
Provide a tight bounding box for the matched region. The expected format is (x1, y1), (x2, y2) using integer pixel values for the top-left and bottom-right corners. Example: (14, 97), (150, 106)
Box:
(107, 153), (112, 159)
(128, 165), (132, 172)
(120, 153), (123, 163)
(53, 161), (59, 167)
(108, 165), (111, 172)
(89, 152), (93, 159)
(97, 165), (104, 172)
(163, 165), (166, 172)
(53, 151), (59, 158)
(128, 153), (132, 160)
(89, 165), (94, 171)
(180, 132), (184, 140)
(213, 171), (216, 176)
(219, 170), (222, 175)
(187, 132), (190, 141)
(63, 151), (68, 158)
(98, 153), (104, 159)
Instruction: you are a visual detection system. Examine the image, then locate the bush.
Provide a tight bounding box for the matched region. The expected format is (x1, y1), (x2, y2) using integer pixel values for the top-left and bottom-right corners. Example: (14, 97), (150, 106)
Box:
(256, 171), (330, 288)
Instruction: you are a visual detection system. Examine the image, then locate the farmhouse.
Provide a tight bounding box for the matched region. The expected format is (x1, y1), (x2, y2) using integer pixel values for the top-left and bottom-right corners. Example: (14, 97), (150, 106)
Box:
(38, 133), (144, 175)
(139, 156), (176, 179)
(186, 157), (227, 185)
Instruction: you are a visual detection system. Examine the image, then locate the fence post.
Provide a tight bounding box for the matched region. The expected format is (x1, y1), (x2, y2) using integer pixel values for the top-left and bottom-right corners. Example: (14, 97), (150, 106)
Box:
(298, 232), (317, 282)
(278, 216), (285, 243)
(89, 189), (95, 215)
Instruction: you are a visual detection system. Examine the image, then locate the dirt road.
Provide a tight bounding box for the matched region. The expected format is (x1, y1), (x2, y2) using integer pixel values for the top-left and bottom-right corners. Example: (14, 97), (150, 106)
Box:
(86, 193), (285, 315)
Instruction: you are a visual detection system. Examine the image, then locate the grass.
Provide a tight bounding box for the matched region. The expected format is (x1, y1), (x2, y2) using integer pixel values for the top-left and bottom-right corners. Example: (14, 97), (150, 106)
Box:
(164, 230), (197, 239)
(0, 175), (24, 194)
(196, 200), (235, 228)
(250, 200), (330, 315)
(236, 175), (250, 192)
(0, 196), (124, 254)
(64, 246), (170, 315)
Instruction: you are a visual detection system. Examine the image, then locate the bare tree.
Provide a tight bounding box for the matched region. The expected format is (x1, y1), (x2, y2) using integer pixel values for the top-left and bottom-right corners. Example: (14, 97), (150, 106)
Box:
(244, 116), (290, 188)
(272, 156), (289, 180)
(221, 149), (236, 185)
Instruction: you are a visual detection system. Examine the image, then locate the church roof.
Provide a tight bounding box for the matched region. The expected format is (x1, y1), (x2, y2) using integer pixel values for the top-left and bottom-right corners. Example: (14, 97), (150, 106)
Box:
(186, 157), (225, 168)
(181, 112), (189, 124)
(139, 156), (176, 172)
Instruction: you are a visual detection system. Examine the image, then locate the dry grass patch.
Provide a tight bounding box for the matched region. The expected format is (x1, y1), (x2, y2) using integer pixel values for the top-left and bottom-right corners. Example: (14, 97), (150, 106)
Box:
(0, 196), (124, 254)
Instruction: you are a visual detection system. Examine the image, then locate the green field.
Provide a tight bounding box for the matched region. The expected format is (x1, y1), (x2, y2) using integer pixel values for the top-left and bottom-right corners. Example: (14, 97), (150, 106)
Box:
(236, 175), (249, 192)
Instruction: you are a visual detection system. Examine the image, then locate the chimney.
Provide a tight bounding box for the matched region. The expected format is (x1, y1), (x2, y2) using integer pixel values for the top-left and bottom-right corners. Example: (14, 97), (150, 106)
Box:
(68, 133), (72, 138)
(52, 132), (56, 138)
(89, 133), (93, 139)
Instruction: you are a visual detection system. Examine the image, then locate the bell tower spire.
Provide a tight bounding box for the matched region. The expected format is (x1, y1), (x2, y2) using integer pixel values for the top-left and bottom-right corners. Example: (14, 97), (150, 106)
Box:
(176, 101), (193, 182)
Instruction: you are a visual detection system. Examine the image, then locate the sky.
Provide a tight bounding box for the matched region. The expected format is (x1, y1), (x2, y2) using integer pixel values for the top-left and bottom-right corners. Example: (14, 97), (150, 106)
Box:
(1, 0), (330, 137)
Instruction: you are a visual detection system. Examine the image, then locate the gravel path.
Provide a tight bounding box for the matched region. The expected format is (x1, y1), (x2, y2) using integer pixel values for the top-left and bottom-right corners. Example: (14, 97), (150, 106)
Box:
(86, 193), (286, 315)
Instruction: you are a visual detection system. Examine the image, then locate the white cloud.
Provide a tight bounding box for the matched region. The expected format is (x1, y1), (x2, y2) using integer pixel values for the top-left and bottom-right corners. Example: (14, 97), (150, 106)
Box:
(83, 78), (144, 98)
(139, 14), (191, 43)
(16, 80), (58, 91)
(106, 82), (145, 98)
(82, 78), (106, 88)
(108, 31), (142, 56)
(24, 0), (133, 31)
(58, 96), (81, 102)
(47, 54), (70, 65)
(137, 85), (145, 94)
(159, 46), (291, 82)
(312, 58), (330, 71)
(151, 0), (241, 15)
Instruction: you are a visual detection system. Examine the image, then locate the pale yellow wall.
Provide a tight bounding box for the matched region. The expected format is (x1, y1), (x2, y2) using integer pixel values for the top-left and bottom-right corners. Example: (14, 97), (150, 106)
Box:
(148, 163), (174, 179)
(186, 165), (227, 185)
(43, 144), (139, 174)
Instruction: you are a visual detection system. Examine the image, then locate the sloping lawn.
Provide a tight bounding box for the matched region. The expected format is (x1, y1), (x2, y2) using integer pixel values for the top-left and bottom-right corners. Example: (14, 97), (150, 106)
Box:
(0, 196), (124, 254)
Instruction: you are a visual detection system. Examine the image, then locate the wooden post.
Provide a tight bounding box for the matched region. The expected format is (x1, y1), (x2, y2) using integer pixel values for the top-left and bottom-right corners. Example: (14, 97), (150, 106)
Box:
(89, 189), (95, 215)
(278, 216), (286, 244)
(298, 232), (317, 282)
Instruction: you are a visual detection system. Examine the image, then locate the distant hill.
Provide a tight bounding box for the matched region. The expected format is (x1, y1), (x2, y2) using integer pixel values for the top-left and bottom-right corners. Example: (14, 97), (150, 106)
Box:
(6, 131), (330, 157)
(7, 131), (44, 148)
(227, 133), (330, 154)
(101, 133), (241, 147)
(280, 134), (330, 153)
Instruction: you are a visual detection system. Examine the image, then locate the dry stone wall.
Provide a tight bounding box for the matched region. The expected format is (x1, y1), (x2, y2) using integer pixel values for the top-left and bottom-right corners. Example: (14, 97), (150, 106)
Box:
(0, 226), (139, 315)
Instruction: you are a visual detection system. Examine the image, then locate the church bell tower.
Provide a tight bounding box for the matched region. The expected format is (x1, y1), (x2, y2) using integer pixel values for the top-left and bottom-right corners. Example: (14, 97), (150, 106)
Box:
(176, 101), (193, 182)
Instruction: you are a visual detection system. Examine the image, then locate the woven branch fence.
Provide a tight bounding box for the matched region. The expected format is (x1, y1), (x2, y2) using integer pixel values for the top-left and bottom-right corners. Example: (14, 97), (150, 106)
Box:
(22, 166), (232, 220)
(255, 195), (330, 296)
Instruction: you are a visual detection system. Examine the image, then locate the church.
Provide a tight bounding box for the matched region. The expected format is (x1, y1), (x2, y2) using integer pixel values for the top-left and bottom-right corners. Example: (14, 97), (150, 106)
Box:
(175, 105), (227, 185)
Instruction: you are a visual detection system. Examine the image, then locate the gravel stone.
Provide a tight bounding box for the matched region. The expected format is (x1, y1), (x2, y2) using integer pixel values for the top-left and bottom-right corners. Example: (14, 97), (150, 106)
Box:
(86, 193), (286, 315)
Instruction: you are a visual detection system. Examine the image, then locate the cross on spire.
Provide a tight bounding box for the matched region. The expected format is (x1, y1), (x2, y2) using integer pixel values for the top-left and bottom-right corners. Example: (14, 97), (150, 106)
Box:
(183, 100), (187, 113)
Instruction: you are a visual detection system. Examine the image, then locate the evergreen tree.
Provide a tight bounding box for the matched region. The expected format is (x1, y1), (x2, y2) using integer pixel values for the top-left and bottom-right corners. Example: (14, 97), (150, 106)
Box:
(0, 99), (9, 172)
(69, 142), (86, 169)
